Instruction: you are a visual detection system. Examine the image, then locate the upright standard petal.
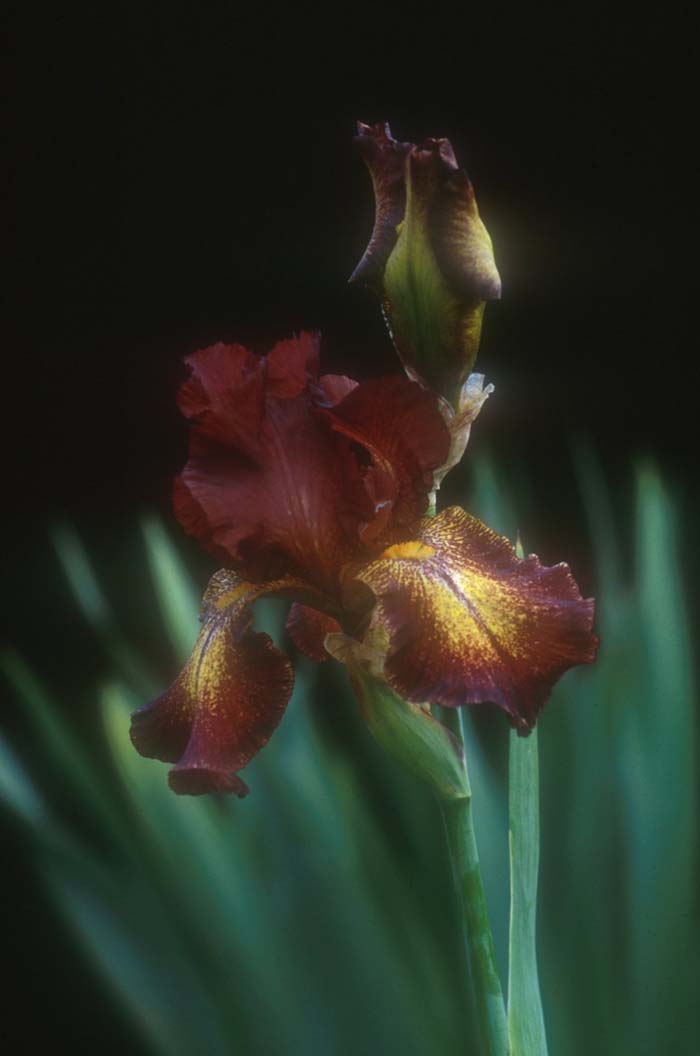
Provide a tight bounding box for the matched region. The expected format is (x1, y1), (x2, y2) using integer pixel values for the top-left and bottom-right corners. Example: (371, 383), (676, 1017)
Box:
(355, 507), (598, 731)
(318, 374), (451, 542)
(130, 570), (298, 795)
(174, 333), (375, 591)
(175, 333), (452, 591)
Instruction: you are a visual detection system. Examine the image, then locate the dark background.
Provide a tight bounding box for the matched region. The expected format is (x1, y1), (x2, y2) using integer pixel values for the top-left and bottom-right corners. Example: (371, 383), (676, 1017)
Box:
(7, 13), (694, 536)
(3, 8), (693, 1052)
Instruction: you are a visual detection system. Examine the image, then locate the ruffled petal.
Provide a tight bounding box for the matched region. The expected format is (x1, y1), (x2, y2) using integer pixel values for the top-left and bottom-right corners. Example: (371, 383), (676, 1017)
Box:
(130, 570), (306, 795)
(355, 507), (598, 731)
(319, 374), (451, 542)
(286, 602), (341, 662)
(264, 334), (321, 397)
(177, 341), (265, 454)
(175, 334), (455, 591)
(349, 121), (411, 291)
(174, 334), (375, 590)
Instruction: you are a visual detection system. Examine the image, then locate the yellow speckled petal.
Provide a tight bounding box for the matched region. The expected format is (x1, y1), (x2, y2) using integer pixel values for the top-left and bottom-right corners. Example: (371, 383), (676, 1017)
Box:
(356, 507), (598, 731)
(130, 570), (320, 796)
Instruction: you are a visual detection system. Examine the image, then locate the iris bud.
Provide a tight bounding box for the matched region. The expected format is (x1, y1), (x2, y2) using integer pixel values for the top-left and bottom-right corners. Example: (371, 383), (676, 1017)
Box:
(352, 123), (501, 411)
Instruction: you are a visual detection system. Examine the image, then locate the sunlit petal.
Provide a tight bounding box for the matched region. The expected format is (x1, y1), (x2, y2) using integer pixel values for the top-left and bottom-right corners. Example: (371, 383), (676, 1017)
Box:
(130, 571), (306, 795)
(356, 507), (598, 730)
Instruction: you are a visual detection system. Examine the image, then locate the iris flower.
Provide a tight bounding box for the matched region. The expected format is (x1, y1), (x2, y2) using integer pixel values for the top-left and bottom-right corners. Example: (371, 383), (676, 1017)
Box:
(131, 121), (597, 796)
(130, 333), (597, 795)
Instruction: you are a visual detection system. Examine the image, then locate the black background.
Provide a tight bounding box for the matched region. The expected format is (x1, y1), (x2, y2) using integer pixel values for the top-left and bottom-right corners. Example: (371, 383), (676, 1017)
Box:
(3, 8), (694, 1051)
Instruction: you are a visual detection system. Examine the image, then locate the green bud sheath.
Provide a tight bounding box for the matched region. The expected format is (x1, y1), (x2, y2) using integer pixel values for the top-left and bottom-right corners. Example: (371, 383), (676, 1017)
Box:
(384, 140), (500, 408)
(348, 663), (470, 801)
(352, 123), (500, 411)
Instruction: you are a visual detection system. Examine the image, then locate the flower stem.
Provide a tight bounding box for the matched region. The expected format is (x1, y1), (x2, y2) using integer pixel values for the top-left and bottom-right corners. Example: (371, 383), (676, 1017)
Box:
(440, 729), (509, 1056)
(507, 727), (548, 1055)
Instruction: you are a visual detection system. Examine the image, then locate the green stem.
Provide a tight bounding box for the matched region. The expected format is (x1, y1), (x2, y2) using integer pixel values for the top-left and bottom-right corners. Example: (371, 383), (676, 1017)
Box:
(507, 728), (548, 1055)
(441, 751), (509, 1056)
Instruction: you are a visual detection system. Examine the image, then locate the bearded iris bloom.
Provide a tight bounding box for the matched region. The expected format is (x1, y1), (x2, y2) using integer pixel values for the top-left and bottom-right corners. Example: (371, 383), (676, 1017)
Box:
(128, 123), (599, 1056)
(130, 333), (597, 796)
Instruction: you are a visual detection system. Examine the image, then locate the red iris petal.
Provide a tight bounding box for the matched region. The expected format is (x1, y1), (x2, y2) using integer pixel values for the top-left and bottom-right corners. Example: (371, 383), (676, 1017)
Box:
(356, 507), (598, 731)
(320, 374), (450, 542)
(349, 121), (411, 291)
(317, 373), (358, 406)
(264, 333), (321, 398)
(166, 628), (292, 796)
(174, 333), (375, 590)
(177, 341), (265, 453)
(286, 602), (341, 662)
(130, 571), (298, 796)
(174, 334), (450, 590)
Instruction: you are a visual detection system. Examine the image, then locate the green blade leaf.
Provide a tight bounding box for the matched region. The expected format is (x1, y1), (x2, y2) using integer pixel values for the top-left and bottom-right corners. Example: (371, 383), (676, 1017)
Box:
(141, 516), (200, 662)
(51, 521), (157, 694)
(0, 734), (47, 827)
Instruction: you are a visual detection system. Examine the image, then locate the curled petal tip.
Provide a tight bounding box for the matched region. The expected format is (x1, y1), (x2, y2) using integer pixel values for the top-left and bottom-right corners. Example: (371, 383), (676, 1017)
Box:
(351, 122), (412, 290)
(169, 767), (250, 797)
(355, 120), (397, 145)
(411, 136), (459, 172)
(347, 259), (367, 286)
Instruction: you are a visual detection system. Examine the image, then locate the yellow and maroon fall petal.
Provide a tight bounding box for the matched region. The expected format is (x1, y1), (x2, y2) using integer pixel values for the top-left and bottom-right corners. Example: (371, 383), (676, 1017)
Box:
(349, 121), (412, 292)
(286, 602), (341, 663)
(355, 507), (598, 731)
(130, 570), (309, 795)
(174, 333), (376, 591)
(318, 374), (450, 542)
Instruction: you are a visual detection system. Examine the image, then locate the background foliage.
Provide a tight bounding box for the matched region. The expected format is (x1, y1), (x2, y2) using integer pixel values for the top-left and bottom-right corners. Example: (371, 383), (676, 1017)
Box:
(2, 451), (696, 1055)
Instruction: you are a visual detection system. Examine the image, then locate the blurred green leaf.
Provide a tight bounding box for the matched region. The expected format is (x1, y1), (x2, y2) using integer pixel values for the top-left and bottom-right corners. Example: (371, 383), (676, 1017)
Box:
(51, 520), (157, 694)
(141, 516), (200, 663)
(0, 734), (47, 827)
